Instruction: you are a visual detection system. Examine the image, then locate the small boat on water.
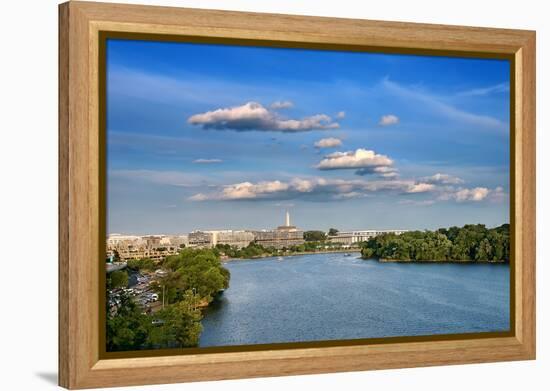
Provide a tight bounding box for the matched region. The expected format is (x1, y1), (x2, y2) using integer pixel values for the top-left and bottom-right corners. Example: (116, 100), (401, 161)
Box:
(277, 256), (284, 261)
(344, 253), (351, 257)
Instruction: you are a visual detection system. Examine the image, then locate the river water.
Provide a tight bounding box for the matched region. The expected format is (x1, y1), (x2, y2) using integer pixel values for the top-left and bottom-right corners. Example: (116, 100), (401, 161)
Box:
(199, 253), (510, 347)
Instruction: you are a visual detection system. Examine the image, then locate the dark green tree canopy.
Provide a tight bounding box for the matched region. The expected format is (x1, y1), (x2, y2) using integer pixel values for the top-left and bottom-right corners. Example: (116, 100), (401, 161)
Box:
(304, 230), (327, 242)
(360, 224), (509, 262)
(328, 228), (339, 236)
(109, 270), (128, 289)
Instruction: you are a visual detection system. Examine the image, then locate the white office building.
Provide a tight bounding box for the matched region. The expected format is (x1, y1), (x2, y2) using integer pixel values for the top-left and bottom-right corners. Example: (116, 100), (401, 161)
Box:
(328, 229), (408, 245)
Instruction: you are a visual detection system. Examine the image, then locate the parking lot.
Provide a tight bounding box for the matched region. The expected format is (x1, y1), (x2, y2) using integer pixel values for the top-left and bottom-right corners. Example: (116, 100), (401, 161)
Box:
(107, 271), (161, 315)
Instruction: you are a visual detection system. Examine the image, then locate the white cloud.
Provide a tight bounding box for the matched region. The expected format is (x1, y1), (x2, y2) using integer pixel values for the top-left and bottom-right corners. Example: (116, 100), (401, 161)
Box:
(421, 173), (464, 185)
(456, 83), (509, 97)
(406, 183), (435, 193)
(316, 148), (393, 171)
(379, 114), (399, 126)
(187, 193), (209, 201)
(190, 180), (290, 201)
(336, 111), (346, 119)
(355, 166), (399, 178)
(192, 158), (223, 164)
(189, 176), (438, 202)
(333, 191), (364, 200)
(188, 102), (340, 132)
(270, 100), (294, 109)
(489, 186), (507, 202)
(187, 176), (504, 204)
(314, 137), (343, 149)
(439, 187), (490, 202)
(290, 178), (316, 192)
(382, 78), (507, 130)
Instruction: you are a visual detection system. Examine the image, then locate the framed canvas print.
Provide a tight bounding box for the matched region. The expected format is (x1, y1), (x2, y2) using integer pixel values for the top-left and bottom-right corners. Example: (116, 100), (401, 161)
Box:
(58, 1), (536, 389)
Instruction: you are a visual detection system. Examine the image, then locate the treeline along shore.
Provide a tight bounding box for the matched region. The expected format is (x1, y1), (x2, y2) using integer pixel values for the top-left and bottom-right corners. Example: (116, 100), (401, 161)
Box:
(360, 224), (510, 263)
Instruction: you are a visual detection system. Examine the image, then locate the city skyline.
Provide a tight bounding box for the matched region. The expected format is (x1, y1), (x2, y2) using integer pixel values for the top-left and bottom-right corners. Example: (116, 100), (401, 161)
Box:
(107, 39), (510, 234)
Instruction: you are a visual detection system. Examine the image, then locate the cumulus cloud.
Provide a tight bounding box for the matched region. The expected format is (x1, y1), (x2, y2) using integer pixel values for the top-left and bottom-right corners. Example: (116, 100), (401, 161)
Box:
(438, 187), (490, 202)
(314, 137), (343, 149)
(333, 191), (365, 200)
(316, 148), (393, 171)
(336, 111), (346, 119)
(316, 148), (397, 177)
(355, 166), (399, 178)
(379, 114), (399, 126)
(192, 158), (223, 164)
(406, 183), (435, 193)
(189, 180), (290, 201)
(455, 187), (490, 202)
(189, 177), (438, 202)
(421, 173), (464, 185)
(489, 186), (507, 202)
(188, 101), (340, 132)
(270, 100), (294, 109)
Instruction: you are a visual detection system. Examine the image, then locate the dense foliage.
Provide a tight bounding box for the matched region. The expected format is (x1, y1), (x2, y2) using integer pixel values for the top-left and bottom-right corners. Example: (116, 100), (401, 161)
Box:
(360, 224), (510, 262)
(107, 248), (230, 351)
(127, 257), (155, 271)
(156, 248), (230, 303)
(107, 292), (151, 351)
(107, 291), (203, 351)
(215, 242), (270, 259)
(216, 240), (345, 259)
(147, 291), (203, 348)
(108, 270), (128, 289)
(303, 230), (327, 242)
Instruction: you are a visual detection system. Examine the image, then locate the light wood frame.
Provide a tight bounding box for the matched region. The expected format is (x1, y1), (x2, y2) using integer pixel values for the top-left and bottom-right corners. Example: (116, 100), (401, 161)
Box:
(59, 1), (536, 389)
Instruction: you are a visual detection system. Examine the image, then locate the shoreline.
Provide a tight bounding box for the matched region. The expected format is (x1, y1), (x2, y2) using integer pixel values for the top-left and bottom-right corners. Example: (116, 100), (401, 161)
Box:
(376, 258), (508, 264)
(223, 248), (361, 262)
(222, 251), (508, 264)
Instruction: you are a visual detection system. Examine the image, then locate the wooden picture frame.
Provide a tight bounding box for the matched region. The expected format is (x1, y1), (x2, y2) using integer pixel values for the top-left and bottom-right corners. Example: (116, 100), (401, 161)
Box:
(59, 1), (536, 389)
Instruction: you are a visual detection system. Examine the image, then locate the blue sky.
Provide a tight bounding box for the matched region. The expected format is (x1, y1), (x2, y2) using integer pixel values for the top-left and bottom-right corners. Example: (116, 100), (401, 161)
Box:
(106, 39), (510, 234)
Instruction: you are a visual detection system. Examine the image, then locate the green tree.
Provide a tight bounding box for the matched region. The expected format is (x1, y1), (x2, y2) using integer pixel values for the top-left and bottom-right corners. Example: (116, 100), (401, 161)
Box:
(328, 228), (339, 236)
(127, 258), (155, 271)
(475, 238), (493, 261)
(149, 291), (203, 348)
(360, 224), (509, 262)
(159, 248), (230, 303)
(107, 292), (151, 351)
(361, 247), (375, 258)
(304, 230), (327, 242)
(109, 270), (128, 289)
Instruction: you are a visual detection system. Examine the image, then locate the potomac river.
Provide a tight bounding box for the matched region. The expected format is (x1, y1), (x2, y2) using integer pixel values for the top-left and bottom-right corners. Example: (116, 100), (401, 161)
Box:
(199, 252), (510, 347)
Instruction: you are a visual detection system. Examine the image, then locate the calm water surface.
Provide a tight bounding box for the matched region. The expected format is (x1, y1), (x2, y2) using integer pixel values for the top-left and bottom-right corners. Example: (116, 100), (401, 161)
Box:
(199, 253), (509, 347)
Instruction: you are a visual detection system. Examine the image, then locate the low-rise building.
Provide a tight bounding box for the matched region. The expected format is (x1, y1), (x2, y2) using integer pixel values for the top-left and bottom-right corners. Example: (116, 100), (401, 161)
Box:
(188, 231), (214, 248)
(216, 230), (255, 248)
(328, 229), (408, 246)
(106, 234), (183, 261)
(253, 211), (305, 250)
(188, 230), (255, 249)
(168, 235), (188, 248)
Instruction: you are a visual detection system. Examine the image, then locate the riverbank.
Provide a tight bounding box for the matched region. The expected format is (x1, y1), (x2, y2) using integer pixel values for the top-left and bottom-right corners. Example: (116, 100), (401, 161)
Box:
(376, 258), (507, 264)
(223, 248), (361, 262)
